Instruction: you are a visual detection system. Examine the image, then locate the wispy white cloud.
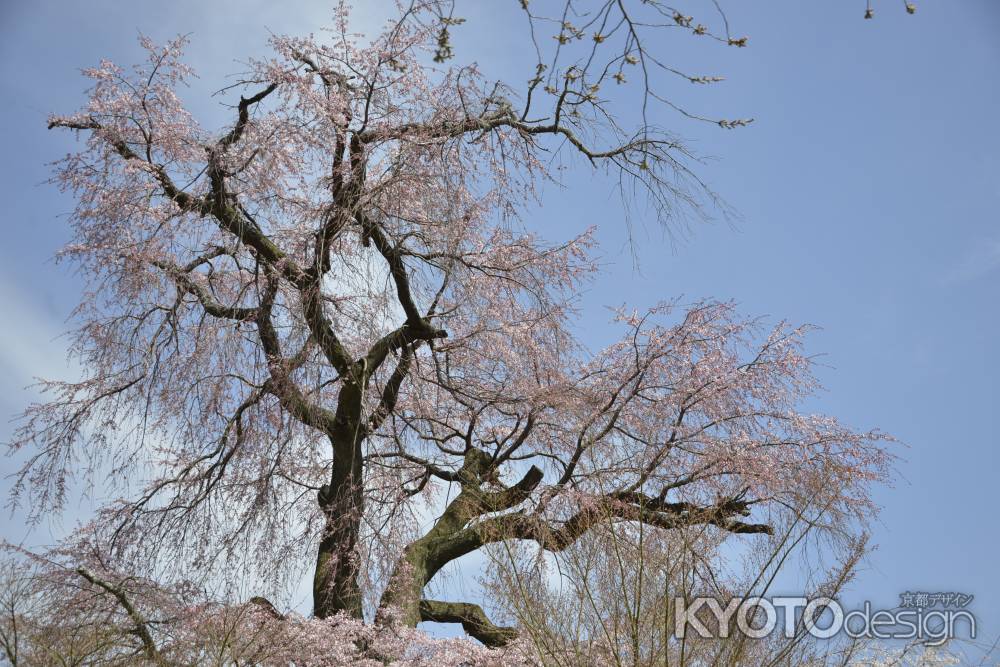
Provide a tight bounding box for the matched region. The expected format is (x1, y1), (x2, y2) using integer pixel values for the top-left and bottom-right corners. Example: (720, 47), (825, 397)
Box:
(943, 237), (1000, 285)
(0, 275), (74, 400)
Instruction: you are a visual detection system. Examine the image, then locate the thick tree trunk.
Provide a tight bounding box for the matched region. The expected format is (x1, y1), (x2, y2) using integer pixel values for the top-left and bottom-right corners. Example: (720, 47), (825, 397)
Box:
(380, 523), (480, 627)
(312, 468), (364, 619)
(380, 544), (431, 627)
(378, 453), (543, 626)
(313, 380), (366, 619)
(379, 469), (486, 625)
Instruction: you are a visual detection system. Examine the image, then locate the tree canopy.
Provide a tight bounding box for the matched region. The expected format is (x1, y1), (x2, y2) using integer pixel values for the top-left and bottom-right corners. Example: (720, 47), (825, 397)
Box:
(3, 2), (907, 664)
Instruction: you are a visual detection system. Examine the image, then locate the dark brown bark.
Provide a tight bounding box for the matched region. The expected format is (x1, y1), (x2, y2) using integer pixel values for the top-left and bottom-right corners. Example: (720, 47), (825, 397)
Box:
(419, 600), (518, 648)
(313, 376), (367, 619)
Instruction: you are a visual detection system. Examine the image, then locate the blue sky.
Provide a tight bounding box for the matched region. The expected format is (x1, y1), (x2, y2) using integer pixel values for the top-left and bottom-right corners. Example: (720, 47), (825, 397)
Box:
(1, 0), (997, 655)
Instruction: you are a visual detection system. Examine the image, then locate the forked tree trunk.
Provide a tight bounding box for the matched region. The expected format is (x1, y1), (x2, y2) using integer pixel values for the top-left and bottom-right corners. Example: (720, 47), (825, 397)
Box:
(378, 451), (542, 627)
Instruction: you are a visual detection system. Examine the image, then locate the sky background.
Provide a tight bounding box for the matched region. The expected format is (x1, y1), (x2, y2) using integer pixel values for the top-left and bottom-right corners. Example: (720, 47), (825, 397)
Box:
(1, 0), (997, 658)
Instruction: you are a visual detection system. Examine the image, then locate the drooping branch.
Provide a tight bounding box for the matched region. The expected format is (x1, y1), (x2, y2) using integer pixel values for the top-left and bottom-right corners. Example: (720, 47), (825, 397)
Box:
(418, 599), (517, 648)
(48, 117), (205, 215)
(75, 568), (165, 666)
(149, 257), (258, 321)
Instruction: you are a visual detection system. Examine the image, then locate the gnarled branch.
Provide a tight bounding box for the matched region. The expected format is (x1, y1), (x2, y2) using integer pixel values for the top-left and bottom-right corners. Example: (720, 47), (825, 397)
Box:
(419, 599), (517, 648)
